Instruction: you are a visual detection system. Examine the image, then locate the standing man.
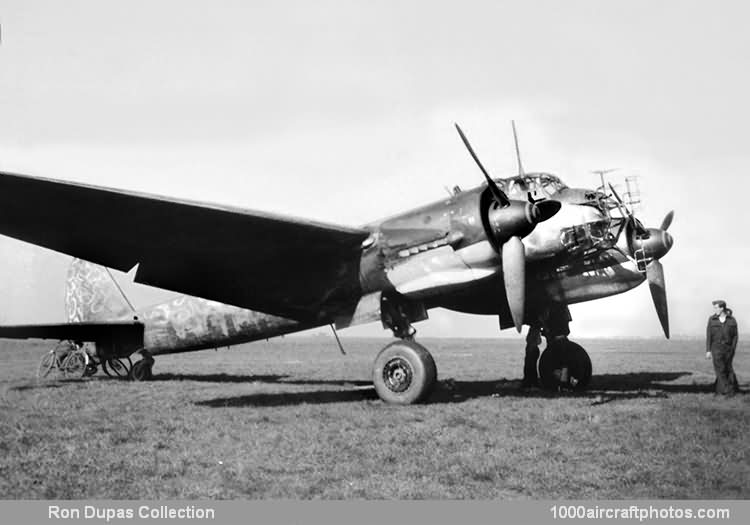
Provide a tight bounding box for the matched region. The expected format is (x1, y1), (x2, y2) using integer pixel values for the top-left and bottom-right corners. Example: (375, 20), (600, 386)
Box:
(706, 300), (739, 396)
(521, 325), (542, 388)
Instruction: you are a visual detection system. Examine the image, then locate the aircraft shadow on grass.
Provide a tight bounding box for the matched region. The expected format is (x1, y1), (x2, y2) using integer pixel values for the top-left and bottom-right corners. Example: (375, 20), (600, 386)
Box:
(150, 373), (290, 384)
(12, 382), (70, 392)
(194, 371), (727, 408)
(150, 373), (377, 388)
(10, 373), (291, 391)
(15, 370), (728, 406)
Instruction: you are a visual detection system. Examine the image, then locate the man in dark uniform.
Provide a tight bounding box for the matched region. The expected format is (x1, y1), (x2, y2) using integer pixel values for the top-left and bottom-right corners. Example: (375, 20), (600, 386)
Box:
(706, 300), (739, 396)
(521, 307), (572, 389)
(521, 326), (542, 388)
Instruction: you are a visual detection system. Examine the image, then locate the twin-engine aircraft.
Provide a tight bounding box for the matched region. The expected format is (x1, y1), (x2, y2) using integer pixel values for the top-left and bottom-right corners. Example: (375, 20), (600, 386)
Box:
(0, 124), (674, 403)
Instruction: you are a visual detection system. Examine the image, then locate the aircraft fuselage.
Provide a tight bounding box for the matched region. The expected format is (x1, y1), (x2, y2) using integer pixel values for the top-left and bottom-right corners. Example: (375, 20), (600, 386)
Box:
(132, 172), (652, 353)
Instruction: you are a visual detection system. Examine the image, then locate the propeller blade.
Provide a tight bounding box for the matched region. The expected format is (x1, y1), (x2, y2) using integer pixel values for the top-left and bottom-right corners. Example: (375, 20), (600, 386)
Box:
(608, 183), (625, 208)
(646, 259), (670, 339)
(660, 210), (674, 231)
(633, 218), (649, 238)
(608, 182), (631, 219)
(454, 123), (510, 207)
(502, 236), (525, 332)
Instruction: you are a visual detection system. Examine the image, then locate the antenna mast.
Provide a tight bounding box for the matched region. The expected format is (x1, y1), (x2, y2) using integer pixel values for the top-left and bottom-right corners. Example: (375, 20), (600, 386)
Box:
(511, 121), (525, 176)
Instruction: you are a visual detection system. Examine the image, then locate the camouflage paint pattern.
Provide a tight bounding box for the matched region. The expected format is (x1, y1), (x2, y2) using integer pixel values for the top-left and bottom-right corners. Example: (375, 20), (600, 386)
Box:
(137, 295), (307, 355)
(66, 259), (135, 322)
(66, 259), (310, 355)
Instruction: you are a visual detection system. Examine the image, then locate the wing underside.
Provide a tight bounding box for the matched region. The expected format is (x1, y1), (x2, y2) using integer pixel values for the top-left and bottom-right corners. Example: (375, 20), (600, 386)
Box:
(0, 172), (371, 320)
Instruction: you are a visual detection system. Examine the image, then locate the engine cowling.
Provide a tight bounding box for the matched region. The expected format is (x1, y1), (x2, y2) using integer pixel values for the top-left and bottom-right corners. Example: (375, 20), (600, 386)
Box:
(484, 196), (561, 249)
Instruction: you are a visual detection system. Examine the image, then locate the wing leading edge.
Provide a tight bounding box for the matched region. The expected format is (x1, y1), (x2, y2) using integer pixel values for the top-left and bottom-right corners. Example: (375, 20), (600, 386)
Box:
(0, 171), (371, 320)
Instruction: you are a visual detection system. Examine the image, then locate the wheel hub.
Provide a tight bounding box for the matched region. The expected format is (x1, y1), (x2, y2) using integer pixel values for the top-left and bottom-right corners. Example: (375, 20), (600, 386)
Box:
(382, 357), (413, 393)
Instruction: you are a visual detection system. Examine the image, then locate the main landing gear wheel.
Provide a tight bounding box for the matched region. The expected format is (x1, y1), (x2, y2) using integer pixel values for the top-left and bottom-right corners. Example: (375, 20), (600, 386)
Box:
(372, 340), (437, 404)
(102, 357), (132, 379)
(130, 359), (153, 381)
(539, 340), (592, 391)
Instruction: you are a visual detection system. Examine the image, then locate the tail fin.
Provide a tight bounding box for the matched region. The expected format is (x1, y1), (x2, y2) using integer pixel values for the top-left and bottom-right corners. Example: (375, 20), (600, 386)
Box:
(65, 258), (135, 322)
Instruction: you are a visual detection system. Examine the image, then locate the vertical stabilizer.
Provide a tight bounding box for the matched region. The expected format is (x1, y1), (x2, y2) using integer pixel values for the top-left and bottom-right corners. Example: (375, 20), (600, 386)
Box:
(65, 259), (135, 322)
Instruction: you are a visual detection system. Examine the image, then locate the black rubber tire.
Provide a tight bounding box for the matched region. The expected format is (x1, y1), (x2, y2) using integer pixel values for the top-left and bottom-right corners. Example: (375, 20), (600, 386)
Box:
(37, 351), (56, 379)
(372, 340), (437, 404)
(539, 340), (592, 391)
(102, 357), (131, 379)
(61, 351), (87, 379)
(130, 359), (153, 381)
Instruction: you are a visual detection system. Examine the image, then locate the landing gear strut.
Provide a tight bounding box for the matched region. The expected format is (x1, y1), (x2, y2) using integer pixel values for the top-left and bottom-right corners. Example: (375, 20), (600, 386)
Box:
(372, 296), (436, 404)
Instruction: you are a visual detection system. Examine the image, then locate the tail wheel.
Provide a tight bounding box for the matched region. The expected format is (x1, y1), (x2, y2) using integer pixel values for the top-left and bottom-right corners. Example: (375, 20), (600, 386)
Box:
(130, 359), (153, 382)
(539, 340), (592, 391)
(37, 351), (56, 379)
(373, 340), (437, 404)
(61, 351), (87, 379)
(82, 343), (98, 376)
(102, 357), (132, 379)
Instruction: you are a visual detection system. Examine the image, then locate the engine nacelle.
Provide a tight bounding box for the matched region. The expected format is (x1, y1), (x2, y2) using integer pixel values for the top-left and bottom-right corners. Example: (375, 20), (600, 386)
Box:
(483, 192), (561, 251)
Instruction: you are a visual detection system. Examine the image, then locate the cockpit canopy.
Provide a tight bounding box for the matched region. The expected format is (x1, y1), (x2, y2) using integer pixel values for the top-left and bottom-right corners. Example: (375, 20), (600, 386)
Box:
(499, 172), (567, 198)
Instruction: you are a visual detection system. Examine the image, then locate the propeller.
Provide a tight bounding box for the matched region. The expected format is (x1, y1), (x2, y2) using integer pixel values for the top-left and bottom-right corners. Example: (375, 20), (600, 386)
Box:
(502, 236), (525, 332)
(660, 210), (674, 231)
(454, 123), (560, 332)
(454, 123), (510, 207)
(646, 259), (669, 339)
(605, 179), (673, 338)
(645, 211), (674, 339)
(621, 210), (674, 339)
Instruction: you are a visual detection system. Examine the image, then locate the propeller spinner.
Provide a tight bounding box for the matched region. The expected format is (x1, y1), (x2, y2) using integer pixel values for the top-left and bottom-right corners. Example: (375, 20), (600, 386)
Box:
(454, 123), (561, 332)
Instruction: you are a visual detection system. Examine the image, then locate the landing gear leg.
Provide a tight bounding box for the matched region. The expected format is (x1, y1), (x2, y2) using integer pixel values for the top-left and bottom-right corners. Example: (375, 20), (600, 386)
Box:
(538, 308), (592, 391)
(372, 298), (436, 404)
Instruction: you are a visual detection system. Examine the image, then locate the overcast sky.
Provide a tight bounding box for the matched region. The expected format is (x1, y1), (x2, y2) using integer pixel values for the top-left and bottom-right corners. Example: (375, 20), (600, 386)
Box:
(0, 0), (748, 339)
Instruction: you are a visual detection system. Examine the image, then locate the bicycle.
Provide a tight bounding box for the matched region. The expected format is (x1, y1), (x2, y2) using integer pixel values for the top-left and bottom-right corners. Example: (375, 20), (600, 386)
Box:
(37, 341), (95, 380)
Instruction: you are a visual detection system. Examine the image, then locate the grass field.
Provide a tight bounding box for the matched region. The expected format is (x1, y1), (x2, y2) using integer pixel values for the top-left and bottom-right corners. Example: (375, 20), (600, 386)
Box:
(0, 336), (748, 499)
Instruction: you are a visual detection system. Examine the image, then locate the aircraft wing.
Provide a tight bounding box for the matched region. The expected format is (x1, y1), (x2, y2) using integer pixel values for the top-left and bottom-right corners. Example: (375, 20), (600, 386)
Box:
(0, 322), (144, 345)
(0, 171), (371, 320)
